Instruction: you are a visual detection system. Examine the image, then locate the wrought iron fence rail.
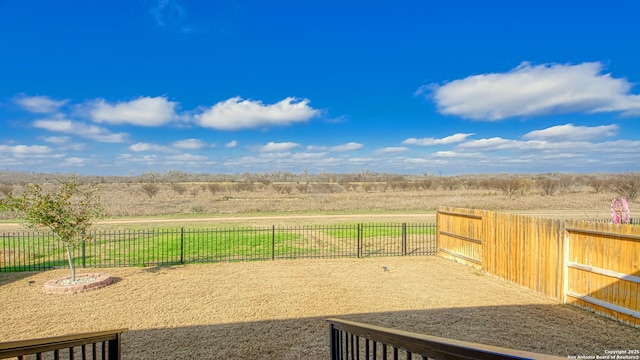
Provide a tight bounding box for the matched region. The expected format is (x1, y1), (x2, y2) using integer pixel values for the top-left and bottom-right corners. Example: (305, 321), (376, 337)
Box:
(1, 223), (437, 272)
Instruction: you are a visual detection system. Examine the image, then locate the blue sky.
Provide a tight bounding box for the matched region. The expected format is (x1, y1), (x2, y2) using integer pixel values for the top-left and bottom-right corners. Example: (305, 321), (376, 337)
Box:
(1, 1), (639, 176)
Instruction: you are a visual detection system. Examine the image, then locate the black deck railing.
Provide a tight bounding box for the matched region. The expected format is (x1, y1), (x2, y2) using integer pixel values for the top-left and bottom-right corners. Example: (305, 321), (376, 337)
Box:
(0, 328), (127, 360)
(327, 319), (564, 360)
(1, 223), (437, 272)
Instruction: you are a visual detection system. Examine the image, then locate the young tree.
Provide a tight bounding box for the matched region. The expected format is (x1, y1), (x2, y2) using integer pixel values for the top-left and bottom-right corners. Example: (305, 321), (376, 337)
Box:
(0, 178), (102, 283)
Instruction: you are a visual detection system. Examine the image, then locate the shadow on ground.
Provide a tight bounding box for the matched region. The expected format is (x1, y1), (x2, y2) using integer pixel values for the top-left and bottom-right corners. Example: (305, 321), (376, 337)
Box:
(121, 304), (640, 359)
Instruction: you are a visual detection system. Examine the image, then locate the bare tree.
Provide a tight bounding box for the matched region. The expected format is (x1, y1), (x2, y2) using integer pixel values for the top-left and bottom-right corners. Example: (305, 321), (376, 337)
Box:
(0, 183), (13, 197)
(140, 183), (160, 199)
(496, 177), (524, 198)
(537, 176), (560, 196)
(169, 182), (187, 195)
(610, 173), (640, 202)
(207, 183), (222, 195)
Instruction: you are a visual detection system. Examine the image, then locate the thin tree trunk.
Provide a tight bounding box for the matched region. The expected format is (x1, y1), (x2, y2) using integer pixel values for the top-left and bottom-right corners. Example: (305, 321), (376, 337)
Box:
(66, 244), (76, 283)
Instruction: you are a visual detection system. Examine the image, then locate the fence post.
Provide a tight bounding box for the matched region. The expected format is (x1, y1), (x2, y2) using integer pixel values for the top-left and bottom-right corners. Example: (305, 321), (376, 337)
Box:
(82, 241), (86, 268)
(329, 322), (337, 360)
(80, 230), (86, 268)
(357, 224), (362, 258)
(272, 225), (276, 260)
(180, 227), (185, 265)
(402, 223), (407, 256)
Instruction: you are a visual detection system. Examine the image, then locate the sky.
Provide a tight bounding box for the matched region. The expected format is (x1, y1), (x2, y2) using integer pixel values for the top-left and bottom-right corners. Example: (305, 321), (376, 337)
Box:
(1, 1), (639, 176)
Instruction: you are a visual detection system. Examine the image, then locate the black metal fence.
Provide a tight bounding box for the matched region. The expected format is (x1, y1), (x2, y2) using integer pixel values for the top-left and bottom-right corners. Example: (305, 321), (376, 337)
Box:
(0, 223), (437, 272)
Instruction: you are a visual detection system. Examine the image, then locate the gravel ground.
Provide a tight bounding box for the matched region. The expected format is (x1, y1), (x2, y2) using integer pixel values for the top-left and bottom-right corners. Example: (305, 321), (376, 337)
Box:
(1, 256), (639, 359)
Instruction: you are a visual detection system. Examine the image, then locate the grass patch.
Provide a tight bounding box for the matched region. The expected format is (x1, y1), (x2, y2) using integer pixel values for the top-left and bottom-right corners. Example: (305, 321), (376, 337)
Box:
(1, 223), (437, 271)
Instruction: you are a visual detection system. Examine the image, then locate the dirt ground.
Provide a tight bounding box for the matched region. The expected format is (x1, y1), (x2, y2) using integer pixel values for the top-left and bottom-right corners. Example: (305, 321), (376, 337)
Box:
(1, 256), (638, 359)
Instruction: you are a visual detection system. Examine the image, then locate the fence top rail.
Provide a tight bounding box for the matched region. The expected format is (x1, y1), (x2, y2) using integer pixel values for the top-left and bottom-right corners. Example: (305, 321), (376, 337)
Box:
(565, 227), (640, 241)
(437, 210), (483, 219)
(326, 318), (563, 360)
(0, 328), (127, 358)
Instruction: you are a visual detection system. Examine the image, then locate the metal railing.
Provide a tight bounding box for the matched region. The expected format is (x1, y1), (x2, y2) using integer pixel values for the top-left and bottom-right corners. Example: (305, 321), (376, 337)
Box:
(0, 328), (127, 360)
(327, 319), (564, 360)
(1, 223), (437, 272)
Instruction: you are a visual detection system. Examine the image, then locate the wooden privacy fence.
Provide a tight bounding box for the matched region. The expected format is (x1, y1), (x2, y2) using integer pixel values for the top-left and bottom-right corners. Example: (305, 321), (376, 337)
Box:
(437, 207), (640, 328)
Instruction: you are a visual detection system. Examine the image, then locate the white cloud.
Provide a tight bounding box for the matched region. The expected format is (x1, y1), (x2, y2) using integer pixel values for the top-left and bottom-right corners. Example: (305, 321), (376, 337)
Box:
(225, 140), (238, 148)
(33, 119), (128, 143)
(0, 144), (52, 156)
(375, 147), (408, 155)
(150, 0), (185, 27)
(87, 96), (178, 126)
(523, 123), (618, 141)
(14, 95), (68, 113)
(403, 133), (474, 146)
(424, 62), (640, 120)
(64, 157), (88, 166)
(194, 97), (320, 130)
(166, 153), (208, 161)
(129, 142), (172, 152)
(41, 136), (71, 144)
(259, 141), (300, 152)
(330, 142), (363, 152)
(456, 137), (540, 151)
(172, 138), (205, 150)
(434, 151), (482, 158)
(291, 152), (326, 160)
(307, 142), (363, 152)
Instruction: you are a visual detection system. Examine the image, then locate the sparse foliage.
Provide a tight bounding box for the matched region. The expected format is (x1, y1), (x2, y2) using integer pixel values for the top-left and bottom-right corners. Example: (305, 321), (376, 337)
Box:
(169, 182), (187, 195)
(272, 184), (293, 195)
(538, 176), (560, 196)
(0, 178), (102, 282)
(207, 183), (222, 195)
(609, 173), (640, 202)
(495, 177), (525, 198)
(0, 183), (13, 197)
(587, 176), (608, 194)
(234, 181), (255, 192)
(140, 183), (160, 199)
(440, 177), (459, 191)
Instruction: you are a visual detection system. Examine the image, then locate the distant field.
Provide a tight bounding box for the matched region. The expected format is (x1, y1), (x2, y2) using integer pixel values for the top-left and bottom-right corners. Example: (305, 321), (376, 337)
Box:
(0, 172), (636, 229)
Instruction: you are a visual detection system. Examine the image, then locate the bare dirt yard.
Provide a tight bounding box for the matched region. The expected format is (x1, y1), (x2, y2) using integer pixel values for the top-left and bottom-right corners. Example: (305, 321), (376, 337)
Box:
(1, 256), (639, 359)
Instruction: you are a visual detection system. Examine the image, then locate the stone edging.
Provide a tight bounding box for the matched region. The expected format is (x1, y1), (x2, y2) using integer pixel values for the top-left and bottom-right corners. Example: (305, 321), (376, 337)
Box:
(43, 273), (112, 294)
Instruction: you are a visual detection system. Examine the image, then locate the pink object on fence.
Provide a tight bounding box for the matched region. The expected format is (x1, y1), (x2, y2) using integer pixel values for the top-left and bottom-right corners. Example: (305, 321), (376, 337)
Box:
(610, 198), (631, 224)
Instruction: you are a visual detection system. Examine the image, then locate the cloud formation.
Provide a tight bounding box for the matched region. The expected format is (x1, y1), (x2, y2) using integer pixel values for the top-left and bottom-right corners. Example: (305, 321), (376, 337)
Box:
(33, 119), (128, 143)
(195, 97), (320, 130)
(375, 147), (408, 155)
(424, 62), (640, 120)
(403, 133), (474, 146)
(307, 143), (363, 152)
(128, 142), (171, 152)
(259, 141), (300, 152)
(172, 138), (206, 150)
(0, 144), (52, 156)
(87, 96), (178, 126)
(14, 95), (68, 113)
(524, 123), (618, 141)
